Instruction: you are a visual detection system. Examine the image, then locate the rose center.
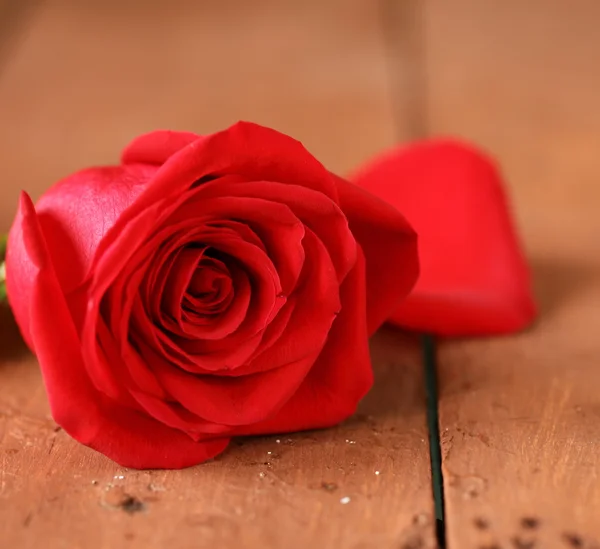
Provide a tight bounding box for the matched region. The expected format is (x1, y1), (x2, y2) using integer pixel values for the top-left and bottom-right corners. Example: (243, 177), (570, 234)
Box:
(167, 247), (234, 321)
(184, 256), (233, 314)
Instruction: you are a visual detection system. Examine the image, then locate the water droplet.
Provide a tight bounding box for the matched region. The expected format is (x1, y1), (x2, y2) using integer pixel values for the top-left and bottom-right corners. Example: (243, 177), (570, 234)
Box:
(340, 496), (351, 504)
(275, 439), (281, 444)
(375, 471), (381, 476)
(258, 472), (266, 478)
(267, 451), (272, 455)
(91, 480), (98, 485)
(113, 475), (125, 480)
(345, 439), (356, 444)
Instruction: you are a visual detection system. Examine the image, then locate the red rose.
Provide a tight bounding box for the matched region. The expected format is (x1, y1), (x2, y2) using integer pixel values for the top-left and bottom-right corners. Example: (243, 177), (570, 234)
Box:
(6, 122), (417, 469)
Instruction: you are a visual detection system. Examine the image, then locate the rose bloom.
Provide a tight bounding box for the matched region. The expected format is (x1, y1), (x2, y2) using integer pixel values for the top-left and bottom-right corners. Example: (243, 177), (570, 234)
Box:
(6, 122), (417, 469)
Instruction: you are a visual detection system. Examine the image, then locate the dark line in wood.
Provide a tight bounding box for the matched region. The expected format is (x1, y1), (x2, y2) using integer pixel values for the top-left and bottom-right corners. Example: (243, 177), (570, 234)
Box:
(423, 335), (446, 548)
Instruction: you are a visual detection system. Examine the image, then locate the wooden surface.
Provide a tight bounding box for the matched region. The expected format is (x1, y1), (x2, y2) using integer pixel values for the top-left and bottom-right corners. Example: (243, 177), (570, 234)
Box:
(423, 1), (600, 547)
(2, 1), (600, 548)
(0, 2), (436, 549)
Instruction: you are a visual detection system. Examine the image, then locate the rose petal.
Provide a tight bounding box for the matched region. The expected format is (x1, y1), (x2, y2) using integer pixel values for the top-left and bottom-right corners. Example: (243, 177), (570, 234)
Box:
(231, 227), (341, 376)
(120, 122), (339, 201)
(233, 246), (372, 435)
(196, 180), (356, 284)
(121, 130), (199, 165)
(160, 246), (207, 328)
(351, 139), (536, 335)
(128, 390), (232, 439)
(151, 348), (322, 426)
(332, 174), (419, 335)
(36, 164), (156, 293)
(95, 315), (167, 399)
(5, 165), (156, 346)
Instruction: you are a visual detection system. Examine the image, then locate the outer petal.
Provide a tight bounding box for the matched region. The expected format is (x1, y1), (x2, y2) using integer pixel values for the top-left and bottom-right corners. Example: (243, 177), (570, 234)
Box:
(8, 192), (229, 469)
(351, 139), (536, 336)
(5, 164), (158, 349)
(121, 130), (199, 165)
(35, 164), (157, 293)
(119, 121), (339, 202)
(332, 174), (419, 335)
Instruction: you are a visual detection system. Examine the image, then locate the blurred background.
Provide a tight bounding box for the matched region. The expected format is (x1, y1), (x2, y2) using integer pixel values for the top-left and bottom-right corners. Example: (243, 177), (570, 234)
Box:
(1, 1), (598, 237)
(0, 1), (599, 547)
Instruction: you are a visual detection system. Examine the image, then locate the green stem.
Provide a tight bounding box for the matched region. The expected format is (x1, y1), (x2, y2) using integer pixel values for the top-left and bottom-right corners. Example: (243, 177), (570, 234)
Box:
(0, 233), (7, 302)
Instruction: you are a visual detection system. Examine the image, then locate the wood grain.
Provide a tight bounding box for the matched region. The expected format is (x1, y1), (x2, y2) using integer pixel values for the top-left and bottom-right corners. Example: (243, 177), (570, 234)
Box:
(0, 2), (435, 548)
(423, 1), (600, 547)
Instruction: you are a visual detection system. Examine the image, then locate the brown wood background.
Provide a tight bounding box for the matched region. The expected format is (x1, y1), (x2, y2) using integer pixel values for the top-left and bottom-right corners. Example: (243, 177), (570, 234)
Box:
(0, 1), (599, 548)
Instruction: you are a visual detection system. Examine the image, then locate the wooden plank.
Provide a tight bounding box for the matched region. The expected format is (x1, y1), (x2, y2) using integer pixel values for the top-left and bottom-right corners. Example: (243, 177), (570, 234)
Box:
(0, 2), (436, 548)
(422, 1), (600, 546)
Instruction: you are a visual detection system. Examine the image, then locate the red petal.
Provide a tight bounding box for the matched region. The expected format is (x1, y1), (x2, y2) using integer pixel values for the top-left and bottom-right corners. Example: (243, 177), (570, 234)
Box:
(120, 121), (338, 201)
(332, 174), (419, 335)
(198, 180), (356, 284)
(231, 226), (341, 377)
(351, 139), (536, 336)
(150, 348), (322, 426)
(5, 165), (157, 347)
(233, 247), (372, 436)
(12, 192), (229, 469)
(36, 164), (156, 293)
(121, 130), (199, 165)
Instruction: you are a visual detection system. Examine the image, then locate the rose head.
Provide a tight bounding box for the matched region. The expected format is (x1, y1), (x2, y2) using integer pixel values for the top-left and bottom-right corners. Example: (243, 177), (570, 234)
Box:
(6, 122), (418, 469)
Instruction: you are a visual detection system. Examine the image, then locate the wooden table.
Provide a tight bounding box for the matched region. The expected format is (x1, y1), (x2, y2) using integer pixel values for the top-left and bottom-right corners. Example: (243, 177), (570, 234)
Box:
(0, 1), (598, 548)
